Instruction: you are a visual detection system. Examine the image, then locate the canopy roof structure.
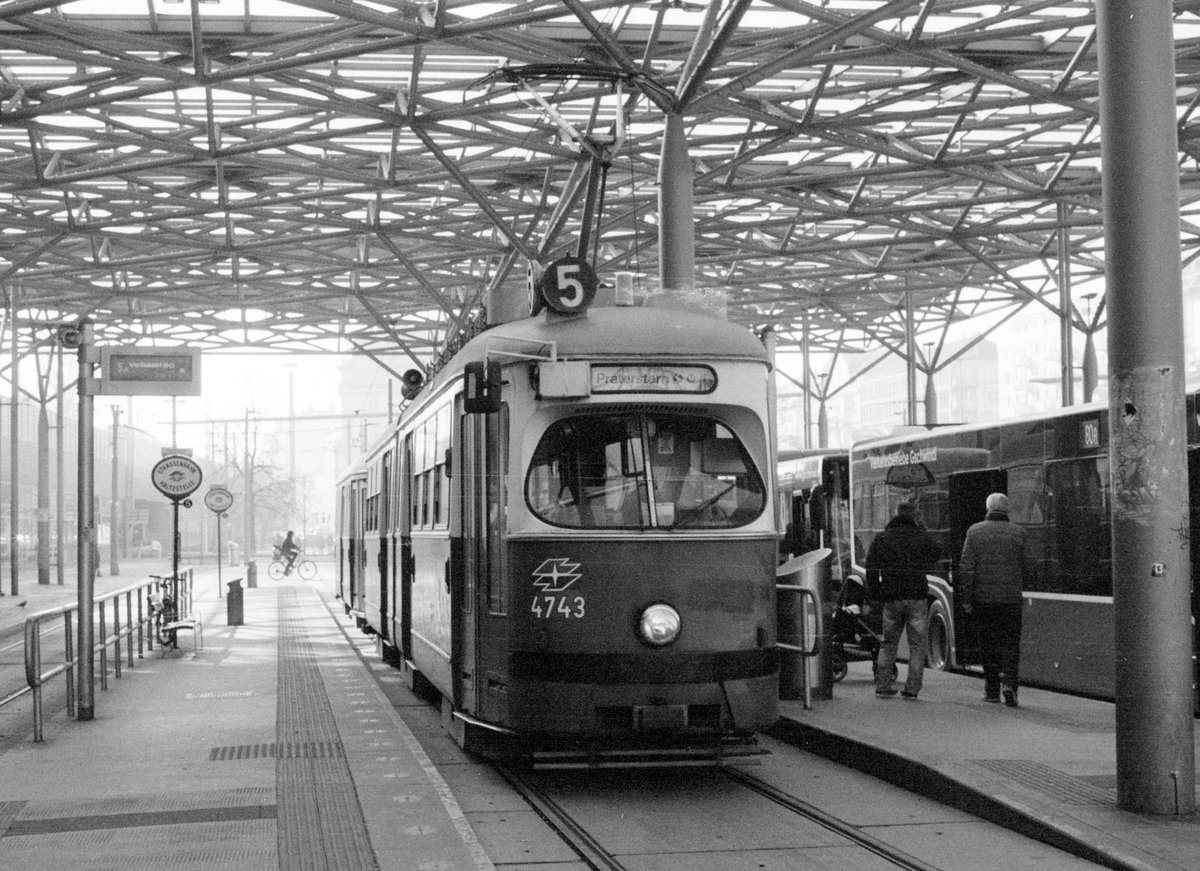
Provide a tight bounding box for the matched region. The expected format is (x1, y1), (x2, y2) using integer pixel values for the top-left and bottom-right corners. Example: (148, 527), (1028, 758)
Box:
(1, 0), (1197, 377)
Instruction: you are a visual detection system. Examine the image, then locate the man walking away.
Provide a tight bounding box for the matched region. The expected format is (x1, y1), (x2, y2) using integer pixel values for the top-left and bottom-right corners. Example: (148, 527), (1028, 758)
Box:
(959, 492), (1037, 707)
(865, 502), (941, 700)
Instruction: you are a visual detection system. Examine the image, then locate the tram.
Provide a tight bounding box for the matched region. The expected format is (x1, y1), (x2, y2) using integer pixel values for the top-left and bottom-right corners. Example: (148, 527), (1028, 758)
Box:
(335, 290), (780, 765)
(846, 398), (1200, 705)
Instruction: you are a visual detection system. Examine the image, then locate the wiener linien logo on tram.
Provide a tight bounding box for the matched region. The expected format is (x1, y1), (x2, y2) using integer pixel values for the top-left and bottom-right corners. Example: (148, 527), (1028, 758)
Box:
(530, 558), (586, 620)
(531, 558), (582, 592)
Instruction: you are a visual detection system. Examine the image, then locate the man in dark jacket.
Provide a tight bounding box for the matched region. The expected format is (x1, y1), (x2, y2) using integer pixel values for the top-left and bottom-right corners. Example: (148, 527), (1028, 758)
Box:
(865, 502), (941, 699)
(959, 492), (1037, 707)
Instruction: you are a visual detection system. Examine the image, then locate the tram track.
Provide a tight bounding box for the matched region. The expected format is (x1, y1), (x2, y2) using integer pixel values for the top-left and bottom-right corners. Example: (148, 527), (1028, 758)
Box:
(497, 759), (943, 871)
(496, 764), (629, 871)
(723, 764), (940, 871)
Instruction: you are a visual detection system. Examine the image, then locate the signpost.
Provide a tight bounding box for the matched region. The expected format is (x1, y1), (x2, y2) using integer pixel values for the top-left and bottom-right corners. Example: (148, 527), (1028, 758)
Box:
(151, 454), (202, 605)
(204, 487), (233, 596)
(68, 327), (202, 723)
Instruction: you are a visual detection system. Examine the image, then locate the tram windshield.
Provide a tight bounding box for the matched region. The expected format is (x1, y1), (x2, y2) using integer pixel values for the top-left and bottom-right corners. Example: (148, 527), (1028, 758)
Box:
(526, 412), (765, 530)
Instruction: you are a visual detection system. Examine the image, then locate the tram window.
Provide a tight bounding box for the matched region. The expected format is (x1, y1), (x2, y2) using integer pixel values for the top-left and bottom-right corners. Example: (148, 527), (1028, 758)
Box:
(1045, 458), (1111, 595)
(526, 412), (764, 530)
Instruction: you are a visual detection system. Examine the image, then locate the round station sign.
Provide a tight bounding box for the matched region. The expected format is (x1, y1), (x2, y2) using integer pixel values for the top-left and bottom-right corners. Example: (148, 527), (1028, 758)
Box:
(151, 455), (203, 501)
(204, 487), (233, 514)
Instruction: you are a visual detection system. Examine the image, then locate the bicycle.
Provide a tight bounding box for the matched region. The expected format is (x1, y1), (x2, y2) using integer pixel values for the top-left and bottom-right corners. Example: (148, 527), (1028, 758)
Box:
(267, 549), (317, 580)
(148, 576), (180, 648)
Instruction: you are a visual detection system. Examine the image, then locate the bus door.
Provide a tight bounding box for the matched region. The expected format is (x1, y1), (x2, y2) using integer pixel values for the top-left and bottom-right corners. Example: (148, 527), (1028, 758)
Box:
(459, 401), (509, 722)
(948, 468), (1006, 665)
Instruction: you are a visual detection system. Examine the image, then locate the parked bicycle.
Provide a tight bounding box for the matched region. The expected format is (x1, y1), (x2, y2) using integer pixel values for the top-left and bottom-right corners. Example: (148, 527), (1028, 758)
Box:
(148, 576), (180, 648)
(268, 547), (317, 580)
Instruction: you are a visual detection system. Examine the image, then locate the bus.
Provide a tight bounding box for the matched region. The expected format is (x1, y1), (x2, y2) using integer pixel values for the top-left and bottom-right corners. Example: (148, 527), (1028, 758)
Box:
(848, 398), (1200, 702)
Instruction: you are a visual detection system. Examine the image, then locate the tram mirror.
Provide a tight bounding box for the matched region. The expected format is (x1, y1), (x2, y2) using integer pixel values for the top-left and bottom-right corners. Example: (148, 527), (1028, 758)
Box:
(463, 361), (502, 414)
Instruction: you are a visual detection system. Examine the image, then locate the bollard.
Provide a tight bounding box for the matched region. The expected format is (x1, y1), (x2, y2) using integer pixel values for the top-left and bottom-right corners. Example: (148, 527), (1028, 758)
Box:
(226, 579), (244, 626)
(246, 560), (257, 589)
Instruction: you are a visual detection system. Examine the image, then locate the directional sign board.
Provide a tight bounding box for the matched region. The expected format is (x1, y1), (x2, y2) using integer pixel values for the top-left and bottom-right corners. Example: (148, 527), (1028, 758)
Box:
(99, 348), (202, 396)
(151, 455), (203, 501)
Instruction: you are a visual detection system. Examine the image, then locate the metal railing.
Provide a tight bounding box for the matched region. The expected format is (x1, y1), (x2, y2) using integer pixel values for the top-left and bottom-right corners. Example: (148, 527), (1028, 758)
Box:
(776, 584), (821, 709)
(6, 568), (194, 742)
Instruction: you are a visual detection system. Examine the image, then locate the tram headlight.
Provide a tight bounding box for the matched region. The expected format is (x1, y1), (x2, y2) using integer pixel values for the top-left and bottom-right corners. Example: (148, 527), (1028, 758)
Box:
(638, 603), (681, 647)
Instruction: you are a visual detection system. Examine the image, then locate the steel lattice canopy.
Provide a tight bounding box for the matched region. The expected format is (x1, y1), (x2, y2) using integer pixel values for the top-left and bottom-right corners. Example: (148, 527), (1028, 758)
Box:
(0, 0), (1194, 366)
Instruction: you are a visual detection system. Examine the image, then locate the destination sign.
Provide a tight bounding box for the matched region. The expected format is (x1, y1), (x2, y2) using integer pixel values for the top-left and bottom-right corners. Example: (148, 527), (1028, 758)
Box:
(868, 447), (938, 470)
(590, 365), (716, 394)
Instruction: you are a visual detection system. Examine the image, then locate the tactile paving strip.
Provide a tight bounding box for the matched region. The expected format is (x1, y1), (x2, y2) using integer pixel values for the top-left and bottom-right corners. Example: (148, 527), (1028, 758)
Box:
(974, 759), (1116, 804)
(276, 587), (377, 871)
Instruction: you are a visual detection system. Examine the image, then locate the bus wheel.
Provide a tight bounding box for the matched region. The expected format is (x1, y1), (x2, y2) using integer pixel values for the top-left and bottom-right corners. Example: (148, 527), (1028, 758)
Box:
(927, 601), (951, 670)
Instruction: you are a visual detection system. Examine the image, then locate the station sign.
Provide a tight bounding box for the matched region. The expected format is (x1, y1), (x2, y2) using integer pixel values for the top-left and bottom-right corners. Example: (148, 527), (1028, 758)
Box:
(151, 455), (203, 501)
(98, 348), (202, 396)
(204, 487), (233, 514)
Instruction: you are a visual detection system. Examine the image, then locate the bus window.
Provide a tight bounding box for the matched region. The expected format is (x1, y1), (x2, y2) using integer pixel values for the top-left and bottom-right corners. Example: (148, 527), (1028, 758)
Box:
(1045, 458), (1111, 595)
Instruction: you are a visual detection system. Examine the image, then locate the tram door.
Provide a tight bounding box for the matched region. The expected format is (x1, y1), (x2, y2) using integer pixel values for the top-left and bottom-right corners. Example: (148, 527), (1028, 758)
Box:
(948, 468), (1006, 666)
(1189, 448), (1200, 708)
(398, 437), (413, 662)
(459, 403), (509, 722)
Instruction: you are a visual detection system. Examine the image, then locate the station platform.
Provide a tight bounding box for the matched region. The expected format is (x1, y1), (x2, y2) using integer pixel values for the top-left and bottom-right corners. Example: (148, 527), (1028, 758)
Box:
(0, 567), (1196, 871)
(775, 664), (1200, 871)
(0, 565), (494, 871)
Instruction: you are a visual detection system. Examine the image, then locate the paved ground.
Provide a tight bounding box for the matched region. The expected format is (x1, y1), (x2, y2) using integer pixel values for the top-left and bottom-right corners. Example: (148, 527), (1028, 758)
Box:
(0, 562), (1197, 871)
(777, 662), (1200, 871)
(0, 562), (493, 871)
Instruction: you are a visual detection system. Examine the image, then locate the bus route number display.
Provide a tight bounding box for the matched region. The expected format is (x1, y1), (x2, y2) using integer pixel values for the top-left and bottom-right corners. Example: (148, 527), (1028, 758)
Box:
(537, 255), (597, 314)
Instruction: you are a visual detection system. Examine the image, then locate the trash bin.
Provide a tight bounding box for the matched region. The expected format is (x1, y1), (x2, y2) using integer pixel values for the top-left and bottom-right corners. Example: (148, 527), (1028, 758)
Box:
(228, 541), (240, 566)
(246, 560), (257, 589)
(776, 548), (834, 703)
(226, 579), (244, 626)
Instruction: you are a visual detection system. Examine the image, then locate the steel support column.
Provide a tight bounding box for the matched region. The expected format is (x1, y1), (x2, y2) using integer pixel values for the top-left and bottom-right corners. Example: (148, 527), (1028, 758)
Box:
(658, 112), (695, 293)
(37, 399), (49, 585)
(802, 313), (812, 449)
(905, 290), (917, 426)
(1058, 202), (1075, 406)
(76, 321), (96, 721)
(1097, 0), (1196, 815)
(9, 292), (18, 596)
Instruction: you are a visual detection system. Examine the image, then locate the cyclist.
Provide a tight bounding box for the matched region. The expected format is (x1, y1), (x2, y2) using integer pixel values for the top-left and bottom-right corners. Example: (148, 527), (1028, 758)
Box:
(279, 530), (300, 575)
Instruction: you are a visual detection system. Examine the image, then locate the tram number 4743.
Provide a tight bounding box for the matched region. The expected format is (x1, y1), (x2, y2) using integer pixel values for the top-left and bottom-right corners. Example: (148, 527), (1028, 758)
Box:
(530, 595), (586, 619)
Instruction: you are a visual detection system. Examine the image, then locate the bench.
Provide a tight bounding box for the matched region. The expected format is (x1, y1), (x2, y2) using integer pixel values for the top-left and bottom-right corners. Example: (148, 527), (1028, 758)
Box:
(158, 614), (204, 655)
